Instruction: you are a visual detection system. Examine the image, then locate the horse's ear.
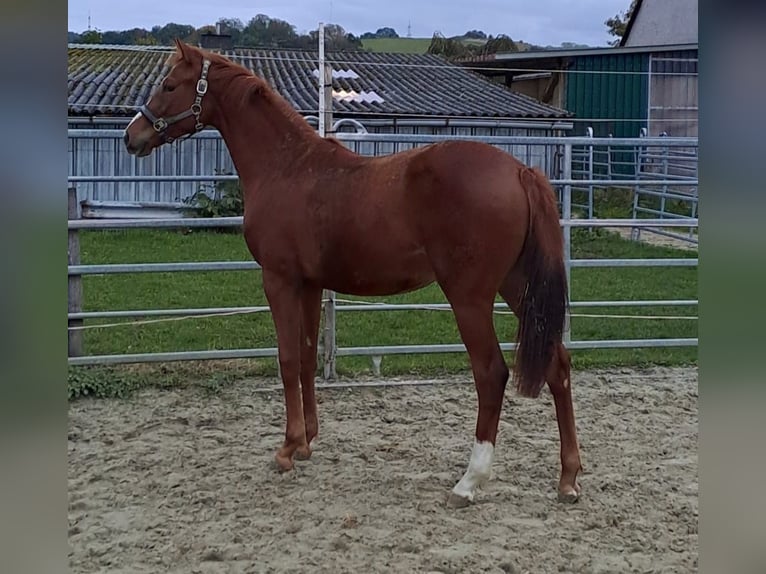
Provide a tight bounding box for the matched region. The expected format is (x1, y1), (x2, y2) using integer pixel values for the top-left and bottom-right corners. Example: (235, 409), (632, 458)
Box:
(174, 38), (192, 62)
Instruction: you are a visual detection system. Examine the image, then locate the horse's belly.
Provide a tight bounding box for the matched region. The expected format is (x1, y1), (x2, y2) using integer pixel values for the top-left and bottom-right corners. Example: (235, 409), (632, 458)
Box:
(322, 248), (434, 296)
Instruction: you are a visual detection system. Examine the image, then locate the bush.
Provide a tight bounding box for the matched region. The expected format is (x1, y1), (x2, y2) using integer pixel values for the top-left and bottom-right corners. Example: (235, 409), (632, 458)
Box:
(68, 367), (142, 400)
(181, 172), (243, 233)
(183, 172), (243, 219)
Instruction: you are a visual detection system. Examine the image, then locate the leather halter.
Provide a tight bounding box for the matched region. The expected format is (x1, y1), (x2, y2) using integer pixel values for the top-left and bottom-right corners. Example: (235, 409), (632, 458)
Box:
(138, 58), (211, 144)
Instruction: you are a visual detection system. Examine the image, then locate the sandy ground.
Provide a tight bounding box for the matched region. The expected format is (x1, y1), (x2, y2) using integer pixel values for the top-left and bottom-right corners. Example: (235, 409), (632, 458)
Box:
(68, 366), (698, 574)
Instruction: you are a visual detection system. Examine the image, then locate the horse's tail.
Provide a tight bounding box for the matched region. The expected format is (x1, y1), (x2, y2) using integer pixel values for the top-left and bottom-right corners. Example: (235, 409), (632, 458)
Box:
(513, 166), (569, 399)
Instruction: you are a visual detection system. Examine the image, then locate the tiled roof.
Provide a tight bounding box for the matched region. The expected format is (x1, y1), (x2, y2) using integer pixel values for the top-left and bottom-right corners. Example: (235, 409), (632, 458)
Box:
(68, 44), (572, 120)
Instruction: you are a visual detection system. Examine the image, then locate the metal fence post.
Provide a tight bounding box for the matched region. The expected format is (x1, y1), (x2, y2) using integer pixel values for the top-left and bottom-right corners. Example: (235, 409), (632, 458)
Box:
(660, 133), (669, 220)
(317, 22), (337, 380)
(585, 126), (594, 230)
(632, 127), (648, 241)
(68, 187), (84, 357)
(562, 144), (573, 345)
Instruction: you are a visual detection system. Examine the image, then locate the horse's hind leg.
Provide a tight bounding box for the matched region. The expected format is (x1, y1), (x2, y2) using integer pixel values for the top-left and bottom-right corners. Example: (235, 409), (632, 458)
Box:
(545, 342), (582, 502)
(445, 299), (510, 508)
(499, 272), (583, 502)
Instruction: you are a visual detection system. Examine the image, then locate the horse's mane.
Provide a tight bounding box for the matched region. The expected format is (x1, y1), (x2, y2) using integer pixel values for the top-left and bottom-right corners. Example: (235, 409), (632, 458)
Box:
(169, 46), (316, 135)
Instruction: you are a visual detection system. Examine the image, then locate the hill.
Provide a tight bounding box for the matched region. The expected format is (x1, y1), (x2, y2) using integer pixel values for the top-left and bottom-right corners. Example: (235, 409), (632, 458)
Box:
(362, 36), (540, 55)
(361, 37), (433, 54)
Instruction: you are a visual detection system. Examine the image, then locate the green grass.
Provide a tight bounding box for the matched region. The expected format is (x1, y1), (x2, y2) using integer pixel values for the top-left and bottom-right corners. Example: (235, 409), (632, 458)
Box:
(572, 185), (697, 232)
(360, 37), (535, 55)
(361, 38), (434, 54)
(68, 226), (697, 398)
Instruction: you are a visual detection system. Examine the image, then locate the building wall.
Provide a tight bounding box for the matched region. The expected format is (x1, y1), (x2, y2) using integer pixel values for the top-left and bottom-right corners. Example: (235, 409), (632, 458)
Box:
(68, 119), (563, 204)
(647, 49), (698, 137)
(565, 52), (649, 139)
(509, 73), (566, 110)
(560, 48), (697, 175)
(624, 0), (698, 47)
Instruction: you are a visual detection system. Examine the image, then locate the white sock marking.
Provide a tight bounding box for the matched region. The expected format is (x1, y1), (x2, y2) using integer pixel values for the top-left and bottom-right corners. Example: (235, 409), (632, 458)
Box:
(452, 439), (494, 501)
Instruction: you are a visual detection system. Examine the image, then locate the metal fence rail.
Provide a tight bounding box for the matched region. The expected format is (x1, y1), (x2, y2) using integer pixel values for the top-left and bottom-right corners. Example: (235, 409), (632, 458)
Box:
(632, 130), (699, 244)
(69, 128), (699, 241)
(550, 128), (699, 244)
(67, 133), (699, 372)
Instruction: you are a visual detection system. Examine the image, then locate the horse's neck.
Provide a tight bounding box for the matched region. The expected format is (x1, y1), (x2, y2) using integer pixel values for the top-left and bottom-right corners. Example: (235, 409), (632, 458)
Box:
(213, 79), (320, 188)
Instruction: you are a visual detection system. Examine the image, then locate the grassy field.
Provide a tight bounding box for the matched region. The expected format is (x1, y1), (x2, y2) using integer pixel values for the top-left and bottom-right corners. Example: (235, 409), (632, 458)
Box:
(362, 38), (434, 54)
(361, 37), (535, 55)
(69, 226), (697, 398)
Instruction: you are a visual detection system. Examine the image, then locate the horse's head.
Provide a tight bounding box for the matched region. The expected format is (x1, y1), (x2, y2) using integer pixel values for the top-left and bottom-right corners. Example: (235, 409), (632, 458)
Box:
(124, 40), (214, 157)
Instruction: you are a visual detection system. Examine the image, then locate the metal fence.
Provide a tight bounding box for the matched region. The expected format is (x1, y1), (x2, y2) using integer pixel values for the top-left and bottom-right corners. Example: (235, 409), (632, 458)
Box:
(631, 129), (698, 244)
(67, 131), (698, 374)
(566, 127), (698, 245)
(68, 122), (564, 206)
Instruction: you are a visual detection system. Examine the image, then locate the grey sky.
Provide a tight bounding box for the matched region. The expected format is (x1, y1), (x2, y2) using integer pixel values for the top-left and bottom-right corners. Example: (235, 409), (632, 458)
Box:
(68, 0), (631, 47)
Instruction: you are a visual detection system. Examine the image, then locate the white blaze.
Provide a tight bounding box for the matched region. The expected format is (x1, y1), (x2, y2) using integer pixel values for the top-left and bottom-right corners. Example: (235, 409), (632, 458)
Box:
(451, 440), (494, 502)
(126, 111), (142, 129)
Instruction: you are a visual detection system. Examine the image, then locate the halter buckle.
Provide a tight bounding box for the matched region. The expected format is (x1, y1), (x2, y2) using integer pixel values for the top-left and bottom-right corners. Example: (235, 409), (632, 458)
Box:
(153, 118), (168, 132)
(196, 79), (209, 95)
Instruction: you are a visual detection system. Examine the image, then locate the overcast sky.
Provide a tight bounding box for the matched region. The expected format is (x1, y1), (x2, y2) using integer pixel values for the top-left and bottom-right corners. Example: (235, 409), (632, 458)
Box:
(68, 0), (631, 47)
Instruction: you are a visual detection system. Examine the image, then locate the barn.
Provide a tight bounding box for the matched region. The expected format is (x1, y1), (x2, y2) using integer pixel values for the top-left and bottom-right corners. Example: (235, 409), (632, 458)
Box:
(454, 1), (698, 224)
(68, 40), (573, 206)
(461, 0), (699, 140)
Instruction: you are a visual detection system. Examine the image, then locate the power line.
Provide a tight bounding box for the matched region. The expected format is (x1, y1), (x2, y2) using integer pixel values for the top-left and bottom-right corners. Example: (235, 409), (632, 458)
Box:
(67, 101), (697, 124)
(68, 43), (699, 77)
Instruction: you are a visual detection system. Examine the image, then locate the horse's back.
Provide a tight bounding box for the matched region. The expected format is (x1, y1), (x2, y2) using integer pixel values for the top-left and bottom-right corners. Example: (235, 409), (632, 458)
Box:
(402, 140), (530, 227)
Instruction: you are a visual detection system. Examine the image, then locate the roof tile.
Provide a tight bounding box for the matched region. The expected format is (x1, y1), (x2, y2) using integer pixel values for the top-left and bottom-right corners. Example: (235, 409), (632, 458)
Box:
(67, 44), (572, 120)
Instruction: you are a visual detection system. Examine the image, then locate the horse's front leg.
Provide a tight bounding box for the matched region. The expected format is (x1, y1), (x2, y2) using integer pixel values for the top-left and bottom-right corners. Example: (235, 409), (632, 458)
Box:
(295, 284), (323, 460)
(263, 269), (307, 471)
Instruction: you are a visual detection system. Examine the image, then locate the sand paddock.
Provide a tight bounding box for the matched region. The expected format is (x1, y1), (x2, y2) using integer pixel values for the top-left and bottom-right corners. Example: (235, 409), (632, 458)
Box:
(68, 366), (698, 573)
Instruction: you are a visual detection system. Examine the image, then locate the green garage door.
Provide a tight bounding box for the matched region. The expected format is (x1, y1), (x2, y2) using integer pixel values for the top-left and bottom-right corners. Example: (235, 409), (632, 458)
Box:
(566, 52), (649, 139)
(566, 52), (649, 176)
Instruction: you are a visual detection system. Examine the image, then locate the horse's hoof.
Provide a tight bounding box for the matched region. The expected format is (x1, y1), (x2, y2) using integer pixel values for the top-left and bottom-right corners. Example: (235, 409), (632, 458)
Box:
(446, 491), (473, 509)
(294, 445), (312, 460)
(557, 487), (580, 504)
(274, 452), (294, 472)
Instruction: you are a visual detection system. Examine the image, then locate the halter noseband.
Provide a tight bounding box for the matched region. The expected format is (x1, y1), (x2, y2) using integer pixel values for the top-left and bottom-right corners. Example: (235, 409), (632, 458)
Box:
(138, 58), (211, 144)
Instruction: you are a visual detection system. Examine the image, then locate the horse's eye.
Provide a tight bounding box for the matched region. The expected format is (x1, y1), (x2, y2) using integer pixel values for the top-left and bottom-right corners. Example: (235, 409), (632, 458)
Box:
(163, 83), (176, 93)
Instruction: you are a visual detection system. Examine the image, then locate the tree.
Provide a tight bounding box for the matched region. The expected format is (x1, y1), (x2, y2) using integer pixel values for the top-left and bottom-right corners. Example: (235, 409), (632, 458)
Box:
(79, 29), (102, 44)
(481, 34), (518, 55)
(427, 31), (519, 61)
(605, 0), (638, 46)
(374, 27), (399, 38)
(305, 24), (361, 50)
(151, 23), (196, 45)
(215, 18), (244, 45)
(361, 27), (398, 39)
(427, 32), (472, 59)
(464, 30), (487, 40)
(242, 14), (298, 48)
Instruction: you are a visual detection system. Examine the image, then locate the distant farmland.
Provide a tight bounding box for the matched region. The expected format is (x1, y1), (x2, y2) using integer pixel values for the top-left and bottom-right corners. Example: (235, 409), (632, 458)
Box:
(361, 36), (535, 54)
(361, 37), (433, 53)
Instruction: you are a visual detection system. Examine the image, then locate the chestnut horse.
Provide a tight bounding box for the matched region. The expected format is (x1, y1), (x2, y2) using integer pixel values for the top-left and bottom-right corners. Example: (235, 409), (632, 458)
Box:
(124, 40), (583, 506)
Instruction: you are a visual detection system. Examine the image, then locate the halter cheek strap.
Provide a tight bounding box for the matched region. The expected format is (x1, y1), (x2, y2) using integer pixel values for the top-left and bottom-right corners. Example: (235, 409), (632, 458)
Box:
(139, 58), (211, 144)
